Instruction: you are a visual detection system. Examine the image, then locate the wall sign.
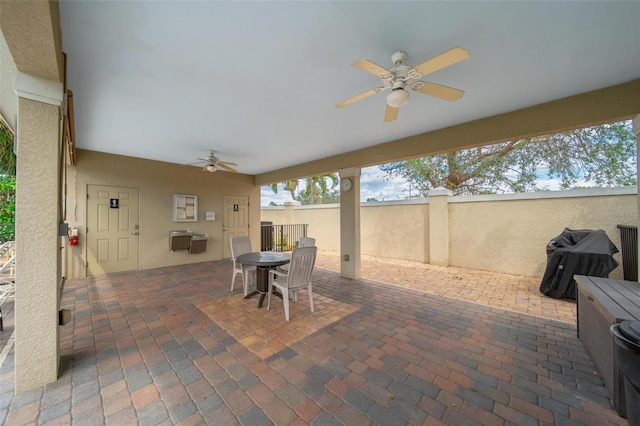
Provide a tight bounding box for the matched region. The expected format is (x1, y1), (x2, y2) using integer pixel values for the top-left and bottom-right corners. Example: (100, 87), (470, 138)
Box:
(110, 198), (119, 209)
(173, 194), (198, 222)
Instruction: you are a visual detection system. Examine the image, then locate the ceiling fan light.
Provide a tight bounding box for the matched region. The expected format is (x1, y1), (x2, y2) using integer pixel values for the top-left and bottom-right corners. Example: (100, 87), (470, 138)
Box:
(206, 164), (217, 172)
(386, 88), (410, 108)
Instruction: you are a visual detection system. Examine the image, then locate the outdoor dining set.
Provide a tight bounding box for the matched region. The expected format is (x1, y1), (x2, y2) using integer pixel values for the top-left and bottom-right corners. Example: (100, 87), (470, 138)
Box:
(230, 235), (317, 321)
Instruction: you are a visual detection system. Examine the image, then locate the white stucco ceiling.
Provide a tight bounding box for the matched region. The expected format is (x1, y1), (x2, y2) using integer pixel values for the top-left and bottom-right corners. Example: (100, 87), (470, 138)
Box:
(58, 1), (640, 176)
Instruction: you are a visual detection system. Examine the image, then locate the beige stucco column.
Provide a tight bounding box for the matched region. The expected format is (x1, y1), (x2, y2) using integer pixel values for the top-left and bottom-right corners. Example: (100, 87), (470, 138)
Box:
(14, 74), (64, 393)
(340, 168), (360, 279)
(283, 200), (300, 224)
(428, 187), (452, 266)
(1, 0), (65, 393)
(634, 114), (640, 280)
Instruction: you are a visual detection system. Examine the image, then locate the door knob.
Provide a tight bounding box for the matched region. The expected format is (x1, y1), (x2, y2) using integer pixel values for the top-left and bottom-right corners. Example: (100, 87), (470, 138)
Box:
(131, 231), (139, 235)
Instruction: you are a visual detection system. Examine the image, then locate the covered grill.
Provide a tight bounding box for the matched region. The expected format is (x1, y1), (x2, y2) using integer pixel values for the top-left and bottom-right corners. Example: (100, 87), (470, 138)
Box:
(540, 228), (619, 299)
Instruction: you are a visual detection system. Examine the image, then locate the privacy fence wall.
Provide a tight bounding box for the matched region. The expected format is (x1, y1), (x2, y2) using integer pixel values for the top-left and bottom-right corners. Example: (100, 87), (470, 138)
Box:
(261, 187), (638, 279)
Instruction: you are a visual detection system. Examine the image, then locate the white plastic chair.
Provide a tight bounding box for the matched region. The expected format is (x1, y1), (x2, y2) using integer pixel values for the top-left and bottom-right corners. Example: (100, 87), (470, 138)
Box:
(0, 241), (15, 260)
(230, 236), (256, 296)
(298, 237), (315, 248)
(0, 253), (15, 331)
(0, 253), (15, 281)
(279, 236), (315, 273)
(267, 246), (317, 321)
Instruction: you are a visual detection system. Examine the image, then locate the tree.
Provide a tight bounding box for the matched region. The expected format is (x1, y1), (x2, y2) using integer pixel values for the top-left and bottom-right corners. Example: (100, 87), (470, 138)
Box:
(270, 180), (299, 201)
(0, 120), (16, 240)
(299, 174), (339, 205)
(379, 121), (637, 196)
(299, 189), (340, 205)
(0, 175), (15, 239)
(0, 120), (15, 176)
(270, 173), (339, 205)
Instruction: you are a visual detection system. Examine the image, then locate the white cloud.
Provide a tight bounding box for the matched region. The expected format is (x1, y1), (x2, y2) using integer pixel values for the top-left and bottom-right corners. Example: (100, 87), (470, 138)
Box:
(360, 166), (411, 201)
(260, 166), (412, 205)
(260, 185), (295, 205)
(260, 164), (589, 205)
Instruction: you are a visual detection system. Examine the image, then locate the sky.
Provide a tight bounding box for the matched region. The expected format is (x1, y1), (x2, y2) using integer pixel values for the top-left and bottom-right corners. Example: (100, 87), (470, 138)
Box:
(260, 165), (576, 206)
(261, 165), (408, 205)
(260, 120), (635, 206)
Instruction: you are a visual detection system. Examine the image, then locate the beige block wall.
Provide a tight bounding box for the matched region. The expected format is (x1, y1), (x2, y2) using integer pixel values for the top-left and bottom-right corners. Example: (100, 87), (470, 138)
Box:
(261, 188), (637, 279)
(262, 201), (429, 261)
(449, 191), (637, 278)
(262, 205), (341, 252)
(361, 202), (429, 263)
(63, 150), (261, 279)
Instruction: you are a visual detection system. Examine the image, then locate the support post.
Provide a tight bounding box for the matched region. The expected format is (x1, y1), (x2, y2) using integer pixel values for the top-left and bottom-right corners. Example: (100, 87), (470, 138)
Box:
(14, 91), (62, 393)
(340, 168), (360, 279)
(634, 114), (640, 281)
(428, 187), (453, 266)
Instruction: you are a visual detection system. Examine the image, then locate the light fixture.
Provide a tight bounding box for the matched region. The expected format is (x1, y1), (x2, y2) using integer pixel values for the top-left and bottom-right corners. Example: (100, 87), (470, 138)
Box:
(386, 88), (410, 108)
(206, 164), (217, 172)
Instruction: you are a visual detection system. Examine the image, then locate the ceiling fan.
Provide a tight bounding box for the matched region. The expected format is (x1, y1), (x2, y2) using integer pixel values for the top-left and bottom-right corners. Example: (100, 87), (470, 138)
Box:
(191, 150), (238, 173)
(335, 46), (469, 122)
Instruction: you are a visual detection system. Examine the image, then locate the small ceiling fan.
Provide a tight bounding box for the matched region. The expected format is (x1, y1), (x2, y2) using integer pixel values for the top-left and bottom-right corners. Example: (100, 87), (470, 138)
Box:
(191, 150), (238, 173)
(336, 46), (469, 122)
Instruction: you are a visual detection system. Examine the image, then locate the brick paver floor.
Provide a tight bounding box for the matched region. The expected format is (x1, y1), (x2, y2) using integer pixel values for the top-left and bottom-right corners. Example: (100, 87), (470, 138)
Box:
(315, 251), (577, 324)
(0, 251), (626, 425)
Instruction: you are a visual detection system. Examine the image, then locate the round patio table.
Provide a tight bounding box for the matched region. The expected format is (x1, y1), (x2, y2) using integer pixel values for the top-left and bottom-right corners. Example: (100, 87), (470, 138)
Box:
(236, 251), (290, 308)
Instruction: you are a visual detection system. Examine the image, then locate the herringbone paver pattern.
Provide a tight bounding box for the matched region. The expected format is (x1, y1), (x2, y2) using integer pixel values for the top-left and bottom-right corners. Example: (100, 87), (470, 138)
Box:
(0, 252), (625, 425)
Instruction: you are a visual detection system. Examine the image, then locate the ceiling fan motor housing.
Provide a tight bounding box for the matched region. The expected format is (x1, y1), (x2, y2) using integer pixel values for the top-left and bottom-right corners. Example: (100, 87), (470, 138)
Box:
(391, 51), (407, 65)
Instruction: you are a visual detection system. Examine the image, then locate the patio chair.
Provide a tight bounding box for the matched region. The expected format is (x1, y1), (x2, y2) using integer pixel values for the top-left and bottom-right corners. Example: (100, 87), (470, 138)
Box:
(279, 236), (316, 274)
(298, 237), (315, 248)
(267, 246), (317, 321)
(0, 253), (15, 282)
(0, 241), (15, 260)
(230, 236), (256, 296)
(0, 253), (15, 331)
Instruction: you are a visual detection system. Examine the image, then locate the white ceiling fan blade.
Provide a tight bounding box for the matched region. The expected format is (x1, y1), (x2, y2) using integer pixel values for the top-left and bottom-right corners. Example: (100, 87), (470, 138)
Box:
(384, 105), (399, 122)
(217, 163), (237, 172)
(413, 46), (469, 77)
(352, 59), (392, 77)
(412, 81), (465, 101)
(335, 87), (385, 108)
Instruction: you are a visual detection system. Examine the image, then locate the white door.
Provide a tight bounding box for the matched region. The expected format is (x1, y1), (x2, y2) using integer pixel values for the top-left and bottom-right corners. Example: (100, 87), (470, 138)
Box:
(222, 195), (249, 258)
(87, 185), (140, 275)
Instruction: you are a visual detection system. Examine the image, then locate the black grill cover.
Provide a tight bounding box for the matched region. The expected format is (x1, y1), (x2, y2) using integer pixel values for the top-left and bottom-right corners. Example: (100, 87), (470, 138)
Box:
(540, 228), (619, 299)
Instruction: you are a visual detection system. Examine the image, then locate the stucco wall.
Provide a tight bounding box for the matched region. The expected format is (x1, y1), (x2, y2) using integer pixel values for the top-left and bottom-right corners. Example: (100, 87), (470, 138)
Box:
(262, 205), (341, 252)
(361, 201), (429, 263)
(64, 150), (261, 279)
(448, 190), (636, 277)
(261, 188), (637, 279)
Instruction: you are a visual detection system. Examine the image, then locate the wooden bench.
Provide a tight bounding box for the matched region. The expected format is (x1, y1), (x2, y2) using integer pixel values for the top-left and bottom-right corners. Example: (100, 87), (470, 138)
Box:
(575, 275), (640, 417)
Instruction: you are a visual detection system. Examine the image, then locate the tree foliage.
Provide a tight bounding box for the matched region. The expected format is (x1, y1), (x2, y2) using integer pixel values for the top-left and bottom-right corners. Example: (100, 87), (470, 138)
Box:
(270, 173), (339, 205)
(0, 120), (16, 176)
(379, 121), (637, 196)
(0, 120), (15, 240)
(0, 175), (15, 222)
